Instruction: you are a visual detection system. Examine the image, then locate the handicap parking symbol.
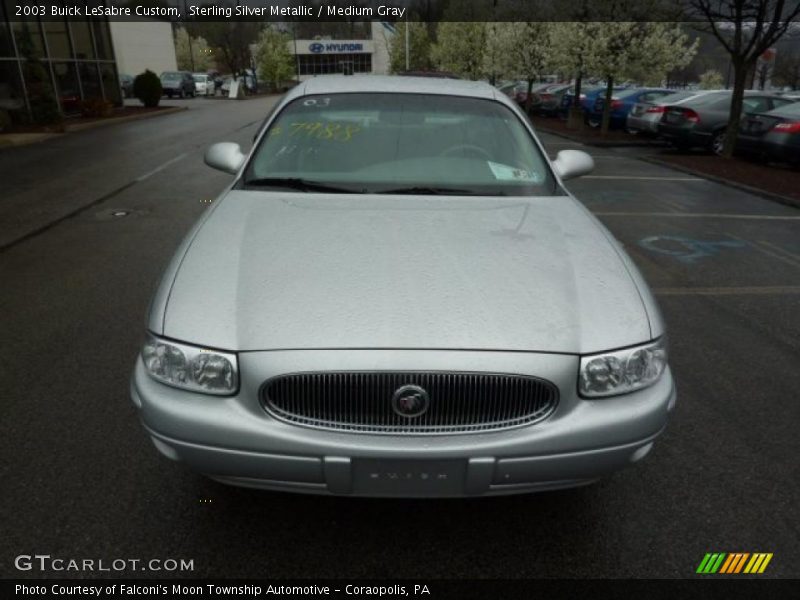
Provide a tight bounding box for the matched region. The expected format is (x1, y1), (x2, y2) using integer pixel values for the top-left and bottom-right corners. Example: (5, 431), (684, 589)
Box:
(638, 235), (747, 264)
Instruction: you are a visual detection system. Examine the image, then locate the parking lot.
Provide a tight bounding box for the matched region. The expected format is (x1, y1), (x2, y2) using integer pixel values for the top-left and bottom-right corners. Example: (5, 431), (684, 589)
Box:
(0, 96), (798, 579)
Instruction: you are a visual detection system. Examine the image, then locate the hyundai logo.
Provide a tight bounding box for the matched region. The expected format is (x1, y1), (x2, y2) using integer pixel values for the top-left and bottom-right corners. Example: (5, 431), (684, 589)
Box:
(391, 384), (430, 418)
(309, 43), (325, 54)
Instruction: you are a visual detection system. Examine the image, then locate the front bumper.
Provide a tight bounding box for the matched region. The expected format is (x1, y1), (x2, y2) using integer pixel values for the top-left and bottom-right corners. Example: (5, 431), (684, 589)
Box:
(131, 350), (676, 497)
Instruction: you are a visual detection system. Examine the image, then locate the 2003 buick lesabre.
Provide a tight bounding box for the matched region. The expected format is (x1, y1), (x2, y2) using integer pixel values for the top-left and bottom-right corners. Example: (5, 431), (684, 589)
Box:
(130, 75), (676, 496)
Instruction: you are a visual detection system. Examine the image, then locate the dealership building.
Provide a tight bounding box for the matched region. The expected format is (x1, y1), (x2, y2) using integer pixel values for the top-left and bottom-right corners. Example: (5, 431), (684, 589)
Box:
(289, 22), (395, 80)
(0, 5), (176, 122)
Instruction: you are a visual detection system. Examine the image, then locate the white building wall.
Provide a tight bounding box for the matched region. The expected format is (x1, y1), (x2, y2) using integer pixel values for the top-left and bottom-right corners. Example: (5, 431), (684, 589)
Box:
(371, 21), (395, 75)
(110, 20), (178, 77)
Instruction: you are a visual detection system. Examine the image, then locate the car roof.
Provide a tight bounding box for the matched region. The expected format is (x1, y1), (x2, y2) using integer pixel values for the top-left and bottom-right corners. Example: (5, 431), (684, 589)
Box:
(289, 75), (498, 101)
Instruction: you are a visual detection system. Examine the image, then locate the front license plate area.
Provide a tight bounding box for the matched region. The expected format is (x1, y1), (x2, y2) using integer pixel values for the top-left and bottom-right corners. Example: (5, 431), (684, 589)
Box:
(352, 459), (466, 495)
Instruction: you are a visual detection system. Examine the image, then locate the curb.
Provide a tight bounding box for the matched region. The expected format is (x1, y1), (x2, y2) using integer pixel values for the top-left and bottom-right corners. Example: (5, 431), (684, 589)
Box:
(534, 124), (663, 148)
(639, 156), (800, 210)
(65, 106), (187, 132)
(0, 106), (188, 148)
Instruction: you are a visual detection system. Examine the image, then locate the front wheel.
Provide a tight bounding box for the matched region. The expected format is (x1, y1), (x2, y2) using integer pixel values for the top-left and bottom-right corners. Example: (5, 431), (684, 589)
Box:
(711, 129), (726, 156)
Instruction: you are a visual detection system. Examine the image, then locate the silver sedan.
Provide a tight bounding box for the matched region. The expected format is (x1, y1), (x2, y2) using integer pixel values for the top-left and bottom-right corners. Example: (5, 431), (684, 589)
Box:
(131, 75), (676, 497)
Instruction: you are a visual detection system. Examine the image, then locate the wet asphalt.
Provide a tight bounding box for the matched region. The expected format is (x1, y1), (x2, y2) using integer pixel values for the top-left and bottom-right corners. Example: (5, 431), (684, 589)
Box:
(1, 96), (798, 580)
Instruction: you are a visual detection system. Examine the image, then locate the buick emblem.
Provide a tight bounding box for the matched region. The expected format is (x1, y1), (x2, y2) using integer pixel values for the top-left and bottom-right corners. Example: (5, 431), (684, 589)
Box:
(391, 384), (430, 418)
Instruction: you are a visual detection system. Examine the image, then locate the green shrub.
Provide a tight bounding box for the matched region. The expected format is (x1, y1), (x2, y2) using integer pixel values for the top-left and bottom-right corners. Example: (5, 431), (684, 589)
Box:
(80, 97), (114, 118)
(133, 70), (162, 107)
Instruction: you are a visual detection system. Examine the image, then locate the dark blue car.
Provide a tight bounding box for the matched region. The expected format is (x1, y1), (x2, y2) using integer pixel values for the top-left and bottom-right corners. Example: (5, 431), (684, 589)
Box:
(587, 88), (674, 129)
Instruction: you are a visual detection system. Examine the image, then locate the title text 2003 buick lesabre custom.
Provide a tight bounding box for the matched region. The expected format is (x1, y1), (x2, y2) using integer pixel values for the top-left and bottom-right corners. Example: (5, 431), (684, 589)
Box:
(131, 76), (676, 497)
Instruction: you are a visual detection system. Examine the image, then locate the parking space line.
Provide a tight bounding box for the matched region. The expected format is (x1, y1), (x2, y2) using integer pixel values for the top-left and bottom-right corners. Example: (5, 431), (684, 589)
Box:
(759, 240), (800, 262)
(583, 176), (704, 181)
(594, 212), (800, 220)
(726, 234), (800, 269)
(654, 286), (800, 296)
(135, 153), (189, 182)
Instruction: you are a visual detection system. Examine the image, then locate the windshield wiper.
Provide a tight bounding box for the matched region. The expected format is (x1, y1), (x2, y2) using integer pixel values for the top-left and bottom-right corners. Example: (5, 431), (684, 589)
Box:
(376, 186), (479, 195)
(243, 177), (365, 194)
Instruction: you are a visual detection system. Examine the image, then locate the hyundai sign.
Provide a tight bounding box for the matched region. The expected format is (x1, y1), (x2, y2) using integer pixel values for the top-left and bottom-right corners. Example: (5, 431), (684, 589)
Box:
(297, 40), (372, 55)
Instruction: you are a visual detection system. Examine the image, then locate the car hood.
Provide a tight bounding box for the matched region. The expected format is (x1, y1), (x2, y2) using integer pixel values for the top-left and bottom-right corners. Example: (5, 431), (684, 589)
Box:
(161, 191), (651, 353)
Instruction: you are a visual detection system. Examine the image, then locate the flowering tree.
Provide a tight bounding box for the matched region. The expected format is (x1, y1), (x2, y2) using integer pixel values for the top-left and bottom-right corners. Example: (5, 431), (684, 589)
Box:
(699, 69), (725, 89)
(483, 22), (556, 112)
(388, 22), (432, 73)
(585, 22), (698, 134)
(254, 28), (294, 91)
(175, 27), (212, 72)
(431, 22), (488, 79)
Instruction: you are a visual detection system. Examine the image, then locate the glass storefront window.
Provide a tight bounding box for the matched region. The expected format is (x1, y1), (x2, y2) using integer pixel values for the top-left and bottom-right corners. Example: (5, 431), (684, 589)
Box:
(70, 21), (95, 59)
(43, 19), (72, 59)
(92, 22), (113, 60)
(78, 62), (101, 99)
(0, 61), (26, 125)
(0, 5), (14, 57)
(10, 20), (46, 59)
(52, 62), (80, 114)
(99, 63), (120, 105)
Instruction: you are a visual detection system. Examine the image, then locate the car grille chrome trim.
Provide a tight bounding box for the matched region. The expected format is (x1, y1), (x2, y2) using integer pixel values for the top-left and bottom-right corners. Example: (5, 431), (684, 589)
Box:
(261, 372), (558, 434)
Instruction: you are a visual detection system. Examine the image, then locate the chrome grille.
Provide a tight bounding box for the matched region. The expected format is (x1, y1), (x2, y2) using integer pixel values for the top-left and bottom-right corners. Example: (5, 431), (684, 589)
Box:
(262, 372), (558, 434)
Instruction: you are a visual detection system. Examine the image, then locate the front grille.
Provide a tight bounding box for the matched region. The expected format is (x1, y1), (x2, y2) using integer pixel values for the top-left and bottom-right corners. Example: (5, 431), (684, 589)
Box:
(262, 372), (558, 434)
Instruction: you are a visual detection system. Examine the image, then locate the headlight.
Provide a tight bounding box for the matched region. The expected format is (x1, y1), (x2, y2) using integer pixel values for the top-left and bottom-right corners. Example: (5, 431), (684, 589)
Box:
(141, 334), (238, 395)
(579, 338), (667, 398)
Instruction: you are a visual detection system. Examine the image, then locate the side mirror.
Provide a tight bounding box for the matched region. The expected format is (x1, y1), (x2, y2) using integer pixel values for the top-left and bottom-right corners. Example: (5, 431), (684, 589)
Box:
(204, 142), (245, 175)
(552, 149), (594, 181)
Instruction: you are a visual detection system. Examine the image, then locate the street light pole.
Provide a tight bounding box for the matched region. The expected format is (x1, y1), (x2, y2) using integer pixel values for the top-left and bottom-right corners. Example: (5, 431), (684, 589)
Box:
(405, 15), (409, 71)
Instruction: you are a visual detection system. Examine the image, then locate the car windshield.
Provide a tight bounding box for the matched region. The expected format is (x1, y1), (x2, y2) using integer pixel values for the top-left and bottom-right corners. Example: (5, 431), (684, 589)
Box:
(193, 75), (205, 82)
(244, 93), (556, 196)
(161, 73), (180, 81)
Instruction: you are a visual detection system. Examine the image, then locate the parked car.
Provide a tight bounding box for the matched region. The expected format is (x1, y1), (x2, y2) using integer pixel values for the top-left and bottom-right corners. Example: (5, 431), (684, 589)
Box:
(531, 84), (572, 117)
(131, 75), (675, 497)
(626, 90), (721, 135)
(119, 74), (134, 99)
(658, 91), (794, 154)
(192, 73), (215, 97)
(587, 87), (674, 129)
(560, 86), (627, 121)
(160, 71), (195, 99)
(735, 100), (800, 165)
(515, 82), (556, 109)
(497, 80), (528, 98)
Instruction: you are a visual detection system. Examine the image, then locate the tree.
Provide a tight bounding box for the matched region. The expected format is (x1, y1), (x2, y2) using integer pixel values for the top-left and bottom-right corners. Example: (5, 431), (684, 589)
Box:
(431, 22), (487, 79)
(193, 20), (263, 77)
(585, 22), (698, 134)
(548, 22), (597, 130)
(484, 22), (555, 112)
(254, 28), (294, 91)
(388, 21), (432, 73)
(699, 69), (725, 88)
(174, 27), (212, 72)
(688, 0), (800, 157)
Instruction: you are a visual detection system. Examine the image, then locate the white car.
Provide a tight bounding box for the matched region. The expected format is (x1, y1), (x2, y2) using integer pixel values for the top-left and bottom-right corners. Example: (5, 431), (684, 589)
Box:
(192, 73), (215, 97)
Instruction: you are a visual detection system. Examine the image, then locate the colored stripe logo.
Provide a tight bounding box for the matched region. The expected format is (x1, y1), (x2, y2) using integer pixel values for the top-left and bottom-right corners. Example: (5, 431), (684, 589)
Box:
(696, 552), (773, 574)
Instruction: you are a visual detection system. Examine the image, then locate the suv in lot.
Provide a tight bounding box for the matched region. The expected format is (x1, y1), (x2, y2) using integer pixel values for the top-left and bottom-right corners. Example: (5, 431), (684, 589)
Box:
(160, 71), (195, 99)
